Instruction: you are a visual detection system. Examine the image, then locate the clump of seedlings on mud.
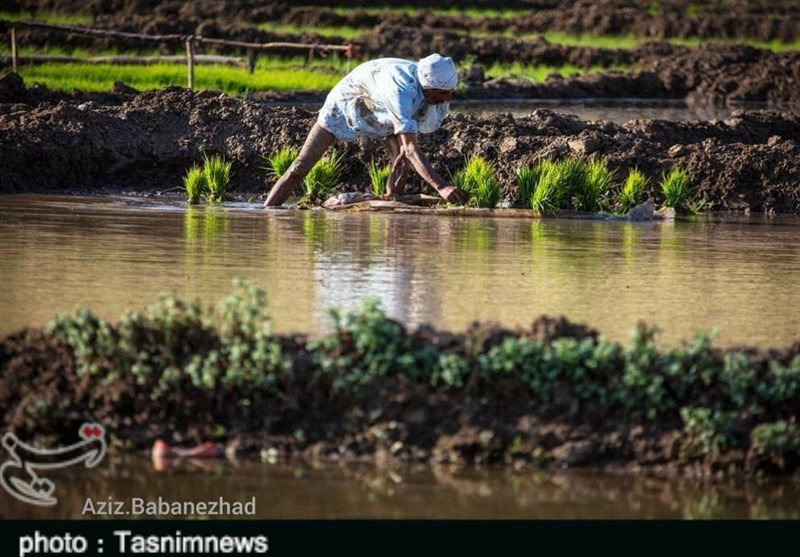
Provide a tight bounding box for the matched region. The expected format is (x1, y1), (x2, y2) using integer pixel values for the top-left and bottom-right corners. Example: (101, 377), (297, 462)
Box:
(660, 167), (693, 213)
(182, 164), (205, 204)
(451, 155), (502, 208)
(264, 147), (299, 181)
(203, 154), (232, 204)
(366, 159), (392, 196)
(617, 168), (649, 213)
(302, 153), (343, 204)
(518, 159), (705, 216)
(520, 157), (613, 215)
(181, 154), (232, 204)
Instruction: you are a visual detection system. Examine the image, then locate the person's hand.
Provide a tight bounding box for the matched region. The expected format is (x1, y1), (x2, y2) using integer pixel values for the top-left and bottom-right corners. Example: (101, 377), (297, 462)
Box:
(439, 185), (469, 205)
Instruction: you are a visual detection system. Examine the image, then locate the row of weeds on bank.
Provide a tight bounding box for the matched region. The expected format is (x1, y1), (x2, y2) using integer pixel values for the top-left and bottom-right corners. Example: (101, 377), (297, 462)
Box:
(516, 158), (698, 215)
(45, 280), (290, 400)
(37, 282), (800, 472)
(182, 154), (232, 204)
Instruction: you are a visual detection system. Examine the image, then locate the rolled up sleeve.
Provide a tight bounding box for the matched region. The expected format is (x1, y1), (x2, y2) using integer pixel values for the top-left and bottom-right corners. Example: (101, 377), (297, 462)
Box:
(384, 84), (419, 135)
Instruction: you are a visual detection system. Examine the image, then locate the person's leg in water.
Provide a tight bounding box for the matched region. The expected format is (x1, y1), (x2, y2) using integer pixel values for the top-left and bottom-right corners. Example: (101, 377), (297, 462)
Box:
(385, 134), (410, 196)
(264, 123), (336, 206)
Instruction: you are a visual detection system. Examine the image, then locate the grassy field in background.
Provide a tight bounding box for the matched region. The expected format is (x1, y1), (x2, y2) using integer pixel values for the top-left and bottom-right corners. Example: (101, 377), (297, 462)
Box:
(5, 45), (628, 93)
(13, 60), (619, 94)
(4, 8), (797, 53)
(251, 22), (800, 52)
(482, 62), (628, 81)
(328, 5), (528, 18)
(0, 10), (91, 25)
(538, 31), (800, 52)
(9, 53), (348, 93)
(257, 22), (367, 40)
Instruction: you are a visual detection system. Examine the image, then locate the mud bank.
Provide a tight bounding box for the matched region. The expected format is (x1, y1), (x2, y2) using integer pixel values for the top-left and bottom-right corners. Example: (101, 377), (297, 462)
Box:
(12, 0), (800, 42)
(1, 302), (798, 478)
(2, 86), (798, 212)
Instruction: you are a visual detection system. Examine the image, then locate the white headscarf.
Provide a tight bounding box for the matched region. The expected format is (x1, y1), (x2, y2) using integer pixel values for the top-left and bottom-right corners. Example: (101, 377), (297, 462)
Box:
(417, 53), (458, 90)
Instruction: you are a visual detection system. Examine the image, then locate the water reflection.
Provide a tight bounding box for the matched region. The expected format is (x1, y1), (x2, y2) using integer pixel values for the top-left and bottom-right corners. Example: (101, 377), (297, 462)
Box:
(4, 457), (798, 519)
(0, 196), (798, 346)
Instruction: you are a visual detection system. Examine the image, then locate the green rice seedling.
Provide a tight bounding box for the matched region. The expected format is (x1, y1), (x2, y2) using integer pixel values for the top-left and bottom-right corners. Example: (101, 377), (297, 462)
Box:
(548, 158), (589, 210)
(366, 159), (392, 196)
(529, 158), (603, 214)
(660, 168), (693, 212)
(579, 158), (615, 211)
(451, 155), (491, 193)
(618, 168), (649, 213)
(303, 153), (343, 203)
(202, 154), (232, 204)
(265, 147), (298, 180)
(516, 160), (551, 208)
(529, 169), (558, 215)
(182, 164), (206, 204)
(451, 156), (502, 208)
(474, 173), (502, 208)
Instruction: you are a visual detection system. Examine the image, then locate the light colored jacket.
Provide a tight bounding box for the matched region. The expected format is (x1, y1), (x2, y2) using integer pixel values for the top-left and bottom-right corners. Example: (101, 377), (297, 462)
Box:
(318, 58), (450, 141)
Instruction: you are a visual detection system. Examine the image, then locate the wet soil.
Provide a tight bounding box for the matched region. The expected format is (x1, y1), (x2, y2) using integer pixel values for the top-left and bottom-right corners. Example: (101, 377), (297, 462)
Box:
(1, 84), (798, 212)
(11, 0), (800, 42)
(1, 318), (798, 478)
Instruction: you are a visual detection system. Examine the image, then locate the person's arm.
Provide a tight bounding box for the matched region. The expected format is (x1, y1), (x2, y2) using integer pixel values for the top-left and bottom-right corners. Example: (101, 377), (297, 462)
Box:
(397, 133), (468, 204)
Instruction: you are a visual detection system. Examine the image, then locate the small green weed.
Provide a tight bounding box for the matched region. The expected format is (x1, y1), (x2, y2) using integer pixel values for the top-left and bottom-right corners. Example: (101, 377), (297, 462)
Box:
(303, 153), (343, 203)
(366, 159), (392, 196)
(451, 156), (502, 208)
(202, 154), (232, 204)
(182, 164), (206, 204)
(618, 168), (649, 213)
(660, 168), (693, 212)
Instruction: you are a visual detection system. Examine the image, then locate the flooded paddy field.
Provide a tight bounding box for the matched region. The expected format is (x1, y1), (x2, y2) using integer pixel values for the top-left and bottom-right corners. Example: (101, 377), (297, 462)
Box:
(2, 195), (799, 346)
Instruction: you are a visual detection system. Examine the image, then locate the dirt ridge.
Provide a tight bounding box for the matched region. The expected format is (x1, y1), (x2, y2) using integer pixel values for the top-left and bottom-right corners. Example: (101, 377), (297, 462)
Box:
(1, 84), (798, 212)
(1, 315), (798, 477)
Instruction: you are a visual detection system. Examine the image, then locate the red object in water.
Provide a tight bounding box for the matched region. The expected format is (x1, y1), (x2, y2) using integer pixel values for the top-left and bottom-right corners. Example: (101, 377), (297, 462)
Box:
(151, 439), (223, 459)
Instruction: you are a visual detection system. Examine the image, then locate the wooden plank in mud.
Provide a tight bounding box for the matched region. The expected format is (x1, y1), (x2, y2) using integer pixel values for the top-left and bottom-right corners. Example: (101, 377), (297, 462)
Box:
(324, 199), (542, 218)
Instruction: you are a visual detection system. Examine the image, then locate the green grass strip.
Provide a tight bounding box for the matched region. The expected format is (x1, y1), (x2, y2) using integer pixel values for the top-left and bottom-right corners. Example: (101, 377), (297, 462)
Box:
(0, 10), (92, 26)
(15, 62), (343, 93)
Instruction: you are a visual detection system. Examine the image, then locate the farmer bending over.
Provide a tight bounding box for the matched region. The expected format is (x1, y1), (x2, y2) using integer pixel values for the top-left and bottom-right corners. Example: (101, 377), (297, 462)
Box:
(264, 53), (468, 206)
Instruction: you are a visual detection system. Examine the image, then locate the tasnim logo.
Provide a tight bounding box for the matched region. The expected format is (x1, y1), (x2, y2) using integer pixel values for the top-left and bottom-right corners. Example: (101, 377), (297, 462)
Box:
(1, 423), (106, 506)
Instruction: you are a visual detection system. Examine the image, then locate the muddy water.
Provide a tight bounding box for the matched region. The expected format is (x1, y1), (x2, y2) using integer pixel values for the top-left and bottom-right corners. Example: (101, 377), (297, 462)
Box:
(4, 458), (799, 519)
(452, 99), (746, 123)
(1, 195), (799, 347)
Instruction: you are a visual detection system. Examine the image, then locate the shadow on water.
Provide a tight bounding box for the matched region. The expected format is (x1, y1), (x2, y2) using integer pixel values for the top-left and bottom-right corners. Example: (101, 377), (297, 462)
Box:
(4, 457), (799, 519)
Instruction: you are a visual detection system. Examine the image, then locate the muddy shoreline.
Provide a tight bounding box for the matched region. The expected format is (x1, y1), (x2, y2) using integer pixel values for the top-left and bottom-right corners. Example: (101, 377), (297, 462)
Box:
(1, 85), (798, 213)
(2, 311), (798, 478)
